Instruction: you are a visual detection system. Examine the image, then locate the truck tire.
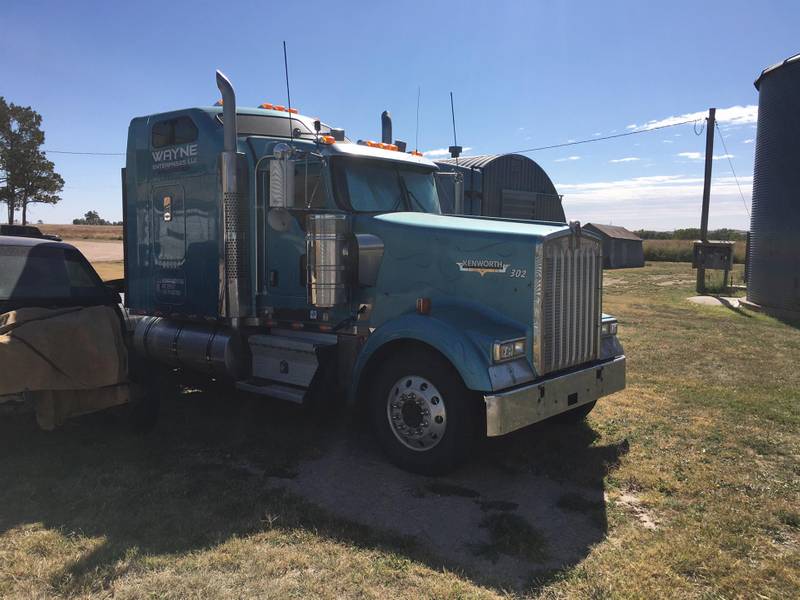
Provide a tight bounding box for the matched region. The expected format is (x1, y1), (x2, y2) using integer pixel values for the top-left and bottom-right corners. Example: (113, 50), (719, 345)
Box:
(552, 400), (596, 424)
(368, 349), (480, 475)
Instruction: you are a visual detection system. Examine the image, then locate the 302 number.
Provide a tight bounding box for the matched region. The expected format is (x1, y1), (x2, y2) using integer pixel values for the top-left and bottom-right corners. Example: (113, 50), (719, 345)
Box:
(509, 269), (527, 278)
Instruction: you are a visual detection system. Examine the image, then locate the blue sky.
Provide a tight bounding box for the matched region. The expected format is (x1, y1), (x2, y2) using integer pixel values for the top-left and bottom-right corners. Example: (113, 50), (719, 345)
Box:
(3, 0), (797, 229)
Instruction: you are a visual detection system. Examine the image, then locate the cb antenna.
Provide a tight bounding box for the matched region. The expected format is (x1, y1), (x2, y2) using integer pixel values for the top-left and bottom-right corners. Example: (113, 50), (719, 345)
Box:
(283, 41), (294, 144)
(448, 91), (462, 165)
(415, 86), (421, 153)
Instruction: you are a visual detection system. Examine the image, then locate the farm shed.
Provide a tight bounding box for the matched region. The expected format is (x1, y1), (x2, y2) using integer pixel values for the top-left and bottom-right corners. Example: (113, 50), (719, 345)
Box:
(584, 224), (644, 269)
(435, 154), (566, 222)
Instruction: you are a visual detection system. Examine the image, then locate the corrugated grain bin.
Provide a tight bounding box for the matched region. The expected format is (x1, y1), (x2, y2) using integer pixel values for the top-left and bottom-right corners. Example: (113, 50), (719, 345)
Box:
(748, 53), (800, 318)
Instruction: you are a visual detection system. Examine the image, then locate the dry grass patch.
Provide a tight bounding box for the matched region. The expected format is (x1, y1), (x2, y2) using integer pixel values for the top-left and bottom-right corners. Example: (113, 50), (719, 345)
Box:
(39, 224), (122, 240)
(1, 262), (798, 598)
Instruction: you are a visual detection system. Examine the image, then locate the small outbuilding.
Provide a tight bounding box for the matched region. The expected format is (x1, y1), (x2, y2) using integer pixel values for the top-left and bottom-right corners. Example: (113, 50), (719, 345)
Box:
(435, 154), (566, 222)
(584, 224), (644, 269)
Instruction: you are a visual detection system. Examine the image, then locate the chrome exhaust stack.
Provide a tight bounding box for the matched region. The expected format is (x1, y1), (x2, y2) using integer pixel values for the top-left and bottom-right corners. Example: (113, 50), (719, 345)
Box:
(215, 70), (250, 325)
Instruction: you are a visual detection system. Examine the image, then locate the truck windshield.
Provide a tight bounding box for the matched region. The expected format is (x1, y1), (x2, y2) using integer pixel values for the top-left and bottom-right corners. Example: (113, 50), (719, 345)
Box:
(332, 158), (441, 214)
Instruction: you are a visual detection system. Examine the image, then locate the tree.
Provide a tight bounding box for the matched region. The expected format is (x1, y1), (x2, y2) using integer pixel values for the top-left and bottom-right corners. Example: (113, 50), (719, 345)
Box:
(0, 97), (64, 225)
(73, 210), (110, 225)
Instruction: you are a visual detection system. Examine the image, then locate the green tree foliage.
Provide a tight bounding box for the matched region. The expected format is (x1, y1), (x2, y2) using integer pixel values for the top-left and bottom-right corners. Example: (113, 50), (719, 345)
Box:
(0, 97), (64, 225)
(72, 210), (120, 226)
(635, 228), (747, 241)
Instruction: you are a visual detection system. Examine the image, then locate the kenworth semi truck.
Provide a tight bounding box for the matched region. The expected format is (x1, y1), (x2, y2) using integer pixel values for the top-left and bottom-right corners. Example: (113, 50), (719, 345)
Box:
(123, 71), (625, 473)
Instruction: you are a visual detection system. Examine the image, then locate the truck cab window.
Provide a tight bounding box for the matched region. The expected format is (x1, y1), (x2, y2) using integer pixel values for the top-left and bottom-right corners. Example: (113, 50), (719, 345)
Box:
(151, 116), (198, 148)
(293, 158), (326, 209)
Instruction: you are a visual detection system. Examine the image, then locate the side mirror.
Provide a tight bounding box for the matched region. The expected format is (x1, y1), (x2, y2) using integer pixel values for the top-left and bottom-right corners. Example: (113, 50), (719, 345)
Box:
(270, 143), (295, 208)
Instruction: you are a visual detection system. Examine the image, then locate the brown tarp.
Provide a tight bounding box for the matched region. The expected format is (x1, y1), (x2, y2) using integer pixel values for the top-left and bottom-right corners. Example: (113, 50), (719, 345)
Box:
(0, 305), (128, 396)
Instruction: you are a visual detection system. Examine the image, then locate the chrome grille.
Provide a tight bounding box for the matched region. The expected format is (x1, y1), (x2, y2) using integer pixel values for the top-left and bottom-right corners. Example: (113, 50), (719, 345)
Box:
(534, 234), (602, 375)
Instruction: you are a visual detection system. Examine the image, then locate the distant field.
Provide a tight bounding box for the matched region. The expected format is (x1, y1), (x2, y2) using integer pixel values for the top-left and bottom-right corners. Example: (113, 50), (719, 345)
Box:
(92, 261), (124, 281)
(643, 239), (746, 264)
(39, 224), (122, 240)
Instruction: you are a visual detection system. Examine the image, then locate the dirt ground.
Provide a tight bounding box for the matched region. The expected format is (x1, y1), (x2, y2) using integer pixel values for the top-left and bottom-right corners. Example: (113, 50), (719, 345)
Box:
(67, 239), (123, 262)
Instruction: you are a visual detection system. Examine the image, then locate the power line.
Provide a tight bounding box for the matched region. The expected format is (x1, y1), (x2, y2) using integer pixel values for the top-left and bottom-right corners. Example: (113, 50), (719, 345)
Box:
(44, 150), (124, 156)
(41, 115), (700, 159)
(714, 122), (750, 218)
(506, 118), (700, 155)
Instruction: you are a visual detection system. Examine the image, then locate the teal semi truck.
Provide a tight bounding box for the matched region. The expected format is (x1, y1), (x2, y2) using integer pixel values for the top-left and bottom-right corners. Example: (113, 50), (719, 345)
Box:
(123, 71), (625, 473)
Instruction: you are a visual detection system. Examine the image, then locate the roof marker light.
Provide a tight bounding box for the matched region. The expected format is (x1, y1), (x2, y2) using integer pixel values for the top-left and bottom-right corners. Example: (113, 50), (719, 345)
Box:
(411, 150), (423, 157)
(259, 102), (274, 109)
(319, 135), (336, 145)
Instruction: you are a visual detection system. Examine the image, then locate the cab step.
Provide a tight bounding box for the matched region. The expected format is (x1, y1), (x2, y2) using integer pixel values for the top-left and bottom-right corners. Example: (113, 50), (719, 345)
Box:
(235, 378), (306, 404)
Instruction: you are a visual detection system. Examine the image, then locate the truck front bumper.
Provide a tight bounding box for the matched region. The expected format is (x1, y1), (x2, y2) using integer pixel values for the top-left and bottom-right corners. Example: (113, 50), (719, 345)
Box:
(484, 355), (626, 436)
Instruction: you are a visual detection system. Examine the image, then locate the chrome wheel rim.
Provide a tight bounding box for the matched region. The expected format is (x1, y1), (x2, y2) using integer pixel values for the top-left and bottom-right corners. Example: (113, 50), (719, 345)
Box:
(386, 375), (446, 451)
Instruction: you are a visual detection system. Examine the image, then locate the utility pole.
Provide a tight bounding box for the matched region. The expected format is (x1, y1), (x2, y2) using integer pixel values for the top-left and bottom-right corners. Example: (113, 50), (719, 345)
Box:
(696, 107), (716, 293)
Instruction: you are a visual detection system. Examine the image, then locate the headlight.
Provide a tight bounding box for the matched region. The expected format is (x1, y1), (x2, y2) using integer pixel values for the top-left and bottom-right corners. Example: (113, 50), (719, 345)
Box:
(601, 320), (618, 336)
(493, 338), (526, 363)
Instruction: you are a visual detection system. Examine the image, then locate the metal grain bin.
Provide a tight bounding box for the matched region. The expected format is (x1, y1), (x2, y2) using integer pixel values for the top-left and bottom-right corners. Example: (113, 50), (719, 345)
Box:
(748, 54), (800, 318)
(435, 154), (566, 222)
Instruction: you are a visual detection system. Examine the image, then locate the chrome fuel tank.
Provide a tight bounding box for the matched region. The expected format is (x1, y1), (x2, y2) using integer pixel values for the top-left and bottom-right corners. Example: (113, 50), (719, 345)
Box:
(133, 317), (246, 379)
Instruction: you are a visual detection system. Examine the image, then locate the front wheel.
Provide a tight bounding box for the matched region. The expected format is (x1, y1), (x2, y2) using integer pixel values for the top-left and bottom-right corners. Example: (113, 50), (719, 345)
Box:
(369, 350), (480, 475)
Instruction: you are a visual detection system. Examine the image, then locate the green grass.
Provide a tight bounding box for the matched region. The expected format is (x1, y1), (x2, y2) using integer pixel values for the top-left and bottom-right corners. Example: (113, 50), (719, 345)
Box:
(1, 262), (799, 598)
(643, 239), (746, 263)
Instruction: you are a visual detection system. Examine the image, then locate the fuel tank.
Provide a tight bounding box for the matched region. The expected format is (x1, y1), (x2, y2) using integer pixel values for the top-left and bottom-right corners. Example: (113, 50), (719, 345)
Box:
(132, 317), (246, 379)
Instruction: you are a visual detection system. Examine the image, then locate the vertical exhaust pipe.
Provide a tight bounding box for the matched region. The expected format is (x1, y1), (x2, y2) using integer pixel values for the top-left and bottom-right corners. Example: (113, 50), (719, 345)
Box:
(215, 70), (250, 324)
(381, 110), (392, 144)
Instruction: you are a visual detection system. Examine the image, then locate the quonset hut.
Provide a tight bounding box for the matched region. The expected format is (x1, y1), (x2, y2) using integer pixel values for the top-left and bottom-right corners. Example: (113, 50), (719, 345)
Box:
(435, 154), (566, 222)
(747, 53), (800, 319)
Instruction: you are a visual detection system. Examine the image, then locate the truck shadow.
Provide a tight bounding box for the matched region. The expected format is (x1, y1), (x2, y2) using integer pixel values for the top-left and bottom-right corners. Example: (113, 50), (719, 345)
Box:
(0, 387), (627, 594)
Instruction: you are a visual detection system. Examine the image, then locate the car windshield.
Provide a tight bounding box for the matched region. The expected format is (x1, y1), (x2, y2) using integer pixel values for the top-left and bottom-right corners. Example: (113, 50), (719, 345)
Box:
(0, 244), (107, 303)
(333, 158), (441, 213)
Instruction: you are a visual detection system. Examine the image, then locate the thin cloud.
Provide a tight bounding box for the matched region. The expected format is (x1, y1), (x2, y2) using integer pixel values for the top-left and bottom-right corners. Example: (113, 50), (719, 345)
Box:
(422, 146), (472, 158)
(742, 138), (754, 144)
(609, 157), (641, 163)
(554, 155), (581, 162)
(556, 173), (753, 229)
(677, 151), (735, 161)
(634, 104), (758, 131)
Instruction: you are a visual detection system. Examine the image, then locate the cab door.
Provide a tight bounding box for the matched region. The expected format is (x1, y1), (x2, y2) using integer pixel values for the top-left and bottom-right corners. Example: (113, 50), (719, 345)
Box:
(259, 156), (326, 308)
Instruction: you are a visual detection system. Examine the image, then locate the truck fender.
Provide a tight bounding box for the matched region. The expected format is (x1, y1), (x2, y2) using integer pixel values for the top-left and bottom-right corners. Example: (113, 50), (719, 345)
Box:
(349, 311), (512, 405)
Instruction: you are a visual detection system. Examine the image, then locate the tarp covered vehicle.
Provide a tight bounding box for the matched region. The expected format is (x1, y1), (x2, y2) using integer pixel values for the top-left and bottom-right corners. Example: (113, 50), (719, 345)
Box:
(0, 235), (155, 429)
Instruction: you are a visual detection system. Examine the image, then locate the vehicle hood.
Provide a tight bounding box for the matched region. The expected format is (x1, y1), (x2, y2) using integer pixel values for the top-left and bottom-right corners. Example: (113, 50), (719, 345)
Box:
(355, 212), (572, 335)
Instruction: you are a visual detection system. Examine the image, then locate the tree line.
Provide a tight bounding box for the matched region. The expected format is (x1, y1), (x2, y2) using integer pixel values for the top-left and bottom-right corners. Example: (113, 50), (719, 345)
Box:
(72, 210), (121, 226)
(634, 228), (747, 241)
(0, 97), (64, 225)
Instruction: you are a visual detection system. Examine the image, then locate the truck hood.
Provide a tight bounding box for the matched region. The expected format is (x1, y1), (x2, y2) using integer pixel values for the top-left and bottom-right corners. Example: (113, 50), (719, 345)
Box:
(373, 212), (570, 241)
(356, 212), (573, 337)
